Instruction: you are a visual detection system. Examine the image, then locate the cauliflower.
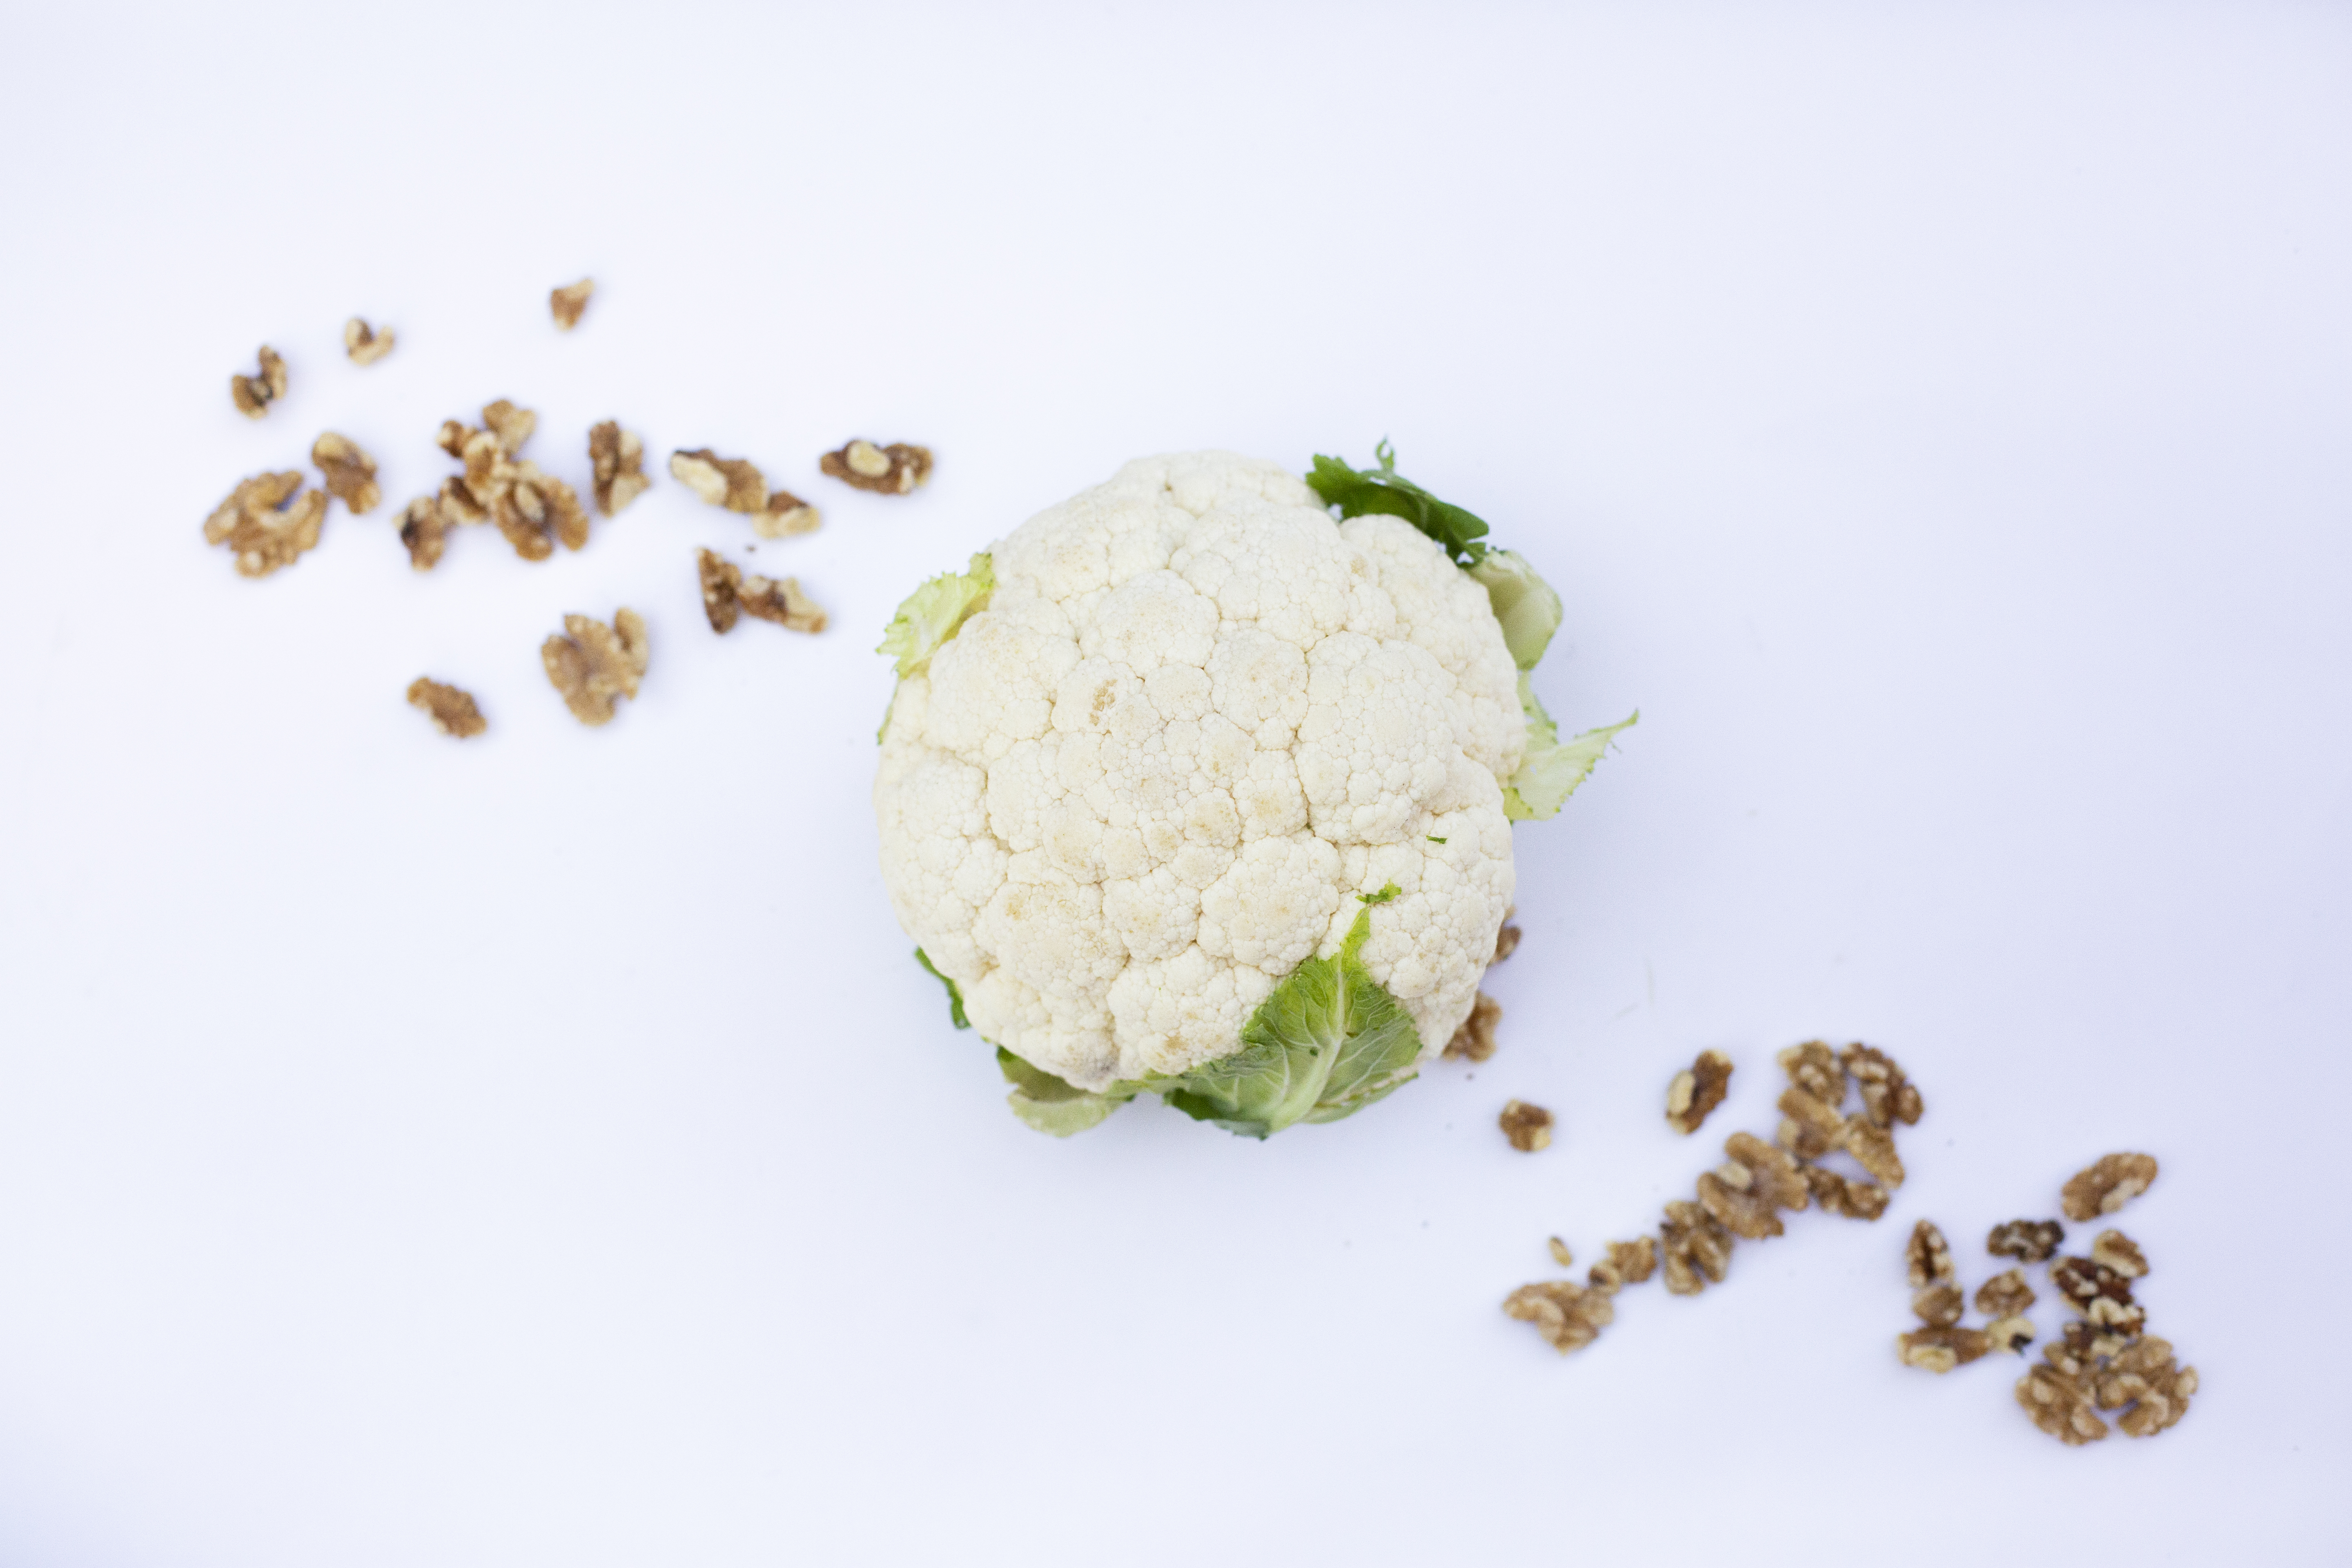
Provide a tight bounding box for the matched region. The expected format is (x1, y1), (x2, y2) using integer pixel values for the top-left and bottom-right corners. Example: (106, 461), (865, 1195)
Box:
(875, 447), (1631, 1137)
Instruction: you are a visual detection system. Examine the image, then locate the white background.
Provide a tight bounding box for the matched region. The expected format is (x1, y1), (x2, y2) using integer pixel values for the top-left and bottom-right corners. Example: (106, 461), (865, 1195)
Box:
(1, 3), (2346, 1563)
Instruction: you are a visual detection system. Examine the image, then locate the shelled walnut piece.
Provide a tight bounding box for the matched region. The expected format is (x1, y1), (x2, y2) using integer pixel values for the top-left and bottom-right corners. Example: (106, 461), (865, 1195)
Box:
(2018, 1349), (2109, 1445)
(589, 421), (649, 515)
(1804, 1165), (1890, 1221)
(396, 496), (450, 571)
(697, 548), (828, 635)
(2061, 1152), (2158, 1221)
(1659, 1200), (1734, 1296)
(1666, 1050), (1733, 1136)
(1987, 1219), (2066, 1264)
(1443, 991), (1501, 1062)
(1899, 1325), (1992, 1373)
(421, 400), (590, 563)
(344, 318), (394, 365)
(312, 432), (380, 513)
(1502, 1280), (1614, 1354)
(2095, 1336), (2197, 1437)
(1975, 1269), (2036, 1320)
(1588, 1237), (1657, 1294)
(1841, 1043), (1922, 1128)
(1911, 1284), (1964, 1327)
(1987, 1316), (2036, 1354)
(1492, 921), (1521, 963)
(1907, 1220), (1955, 1288)
(1773, 1045), (1906, 1189)
(820, 438), (932, 495)
(406, 678), (485, 738)
(670, 448), (821, 537)
(1499, 1100), (1553, 1153)
(1695, 1131), (1810, 1239)
(550, 278), (594, 330)
(542, 608), (649, 726)
(203, 472), (326, 578)
(2090, 1230), (2149, 1278)
(230, 346), (287, 418)
(1547, 1238), (1573, 1268)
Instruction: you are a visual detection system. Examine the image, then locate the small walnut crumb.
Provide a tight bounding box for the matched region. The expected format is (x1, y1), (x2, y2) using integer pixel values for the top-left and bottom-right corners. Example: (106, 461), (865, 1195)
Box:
(1907, 1220), (1955, 1288)
(311, 432), (381, 514)
(405, 678), (485, 738)
(1898, 1325), (1991, 1373)
(1492, 922), (1521, 963)
(1912, 1283), (1965, 1327)
(229, 345), (287, 418)
(1547, 1237), (1573, 1268)
(1589, 1238), (1656, 1293)
(2018, 1356), (2109, 1445)
(203, 471), (326, 578)
(698, 548), (743, 633)
(2090, 1229), (2149, 1279)
(1988, 1316), (2037, 1354)
(1499, 1100), (1553, 1152)
(395, 495), (450, 570)
(2061, 1152), (2159, 1222)
(1697, 1131), (1811, 1239)
(2095, 1337), (2197, 1437)
(820, 438), (933, 495)
(1666, 1050), (1734, 1136)
(541, 608), (649, 726)
(588, 421), (649, 515)
(1987, 1218), (2066, 1264)
(1840, 1042), (1923, 1128)
(1502, 1279), (1614, 1354)
(550, 277), (594, 330)
(344, 317), (394, 365)
(1804, 1165), (1890, 1221)
(670, 448), (822, 537)
(1975, 1268), (2036, 1320)
(1777, 1040), (1846, 1106)
(1443, 991), (1501, 1062)
(1660, 1200), (1734, 1295)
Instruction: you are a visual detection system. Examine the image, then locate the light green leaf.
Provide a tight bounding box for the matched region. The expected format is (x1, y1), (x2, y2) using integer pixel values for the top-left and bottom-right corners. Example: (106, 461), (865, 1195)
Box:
(1466, 549), (1564, 671)
(913, 947), (969, 1030)
(877, 553), (995, 680)
(996, 1047), (1138, 1137)
(1504, 674), (1636, 820)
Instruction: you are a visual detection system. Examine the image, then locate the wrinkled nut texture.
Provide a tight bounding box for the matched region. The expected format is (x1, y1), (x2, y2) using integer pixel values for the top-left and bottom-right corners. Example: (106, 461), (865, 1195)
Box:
(1988, 1316), (2036, 1354)
(203, 471), (326, 578)
(1660, 1200), (1734, 1296)
(1503, 1280), (1614, 1354)
(2018, 1358), (2109, 1445)
(1804, 1165), (1890, 1221)
(698, 548), (744, 633)
(671, 448), (820, 537)
(550, 277), (594, 330)
(1912, 1284), (1965, 1327)
(1899, 1325), (1991, 1373)
(397, 495), (450, 570)
(1666, 1049), (1734, 1136)
(821, 438), (933, 495)
(542, 608), (650, 726)
(2090, 1230), (2149, 1278)
(1499, 1100), (1553, 1152)
(2095, 1337), (2196, 1437)
(1841, 1042), (1923, 1128)
(1907, 1220), (1955, 1289)
(312, 432), (381, 514)
(1778, 1040), (1846, 1106)
(1697, 1130), (1810, 1240)
(1443, 991), (1501, 1062)
(2061, 1152), (2159, 1222)
(739, 574), (826, 633)
(1987, 1219), (2066, 1264)
(589, 421), (649, 516)
(2050, 1256), (2135, 1314)
(344, 318), (394, 365)
(406, 678), (485, 738)
(1975, 1268), (2036, 1320)
(230, 345), (287, 418)
(1589, 1237), (1658, 1294)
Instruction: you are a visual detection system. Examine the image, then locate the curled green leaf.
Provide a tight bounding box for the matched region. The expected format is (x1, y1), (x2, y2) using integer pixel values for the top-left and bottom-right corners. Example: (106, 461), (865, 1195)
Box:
(1305, 441), (1490, 566)
(1466, 549), (1563, 671)
(877, 553), (994, 680)
(1504, 676), (1637, 821)
(913, 947), (969, 1030)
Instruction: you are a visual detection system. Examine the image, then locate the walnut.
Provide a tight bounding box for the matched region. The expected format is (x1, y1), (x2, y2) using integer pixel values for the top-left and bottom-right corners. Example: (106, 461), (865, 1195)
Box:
(550, 277), (594, 330)
(1665, 1050), (1733, 1136)
(820, 438), (933, 495)
(1906, 1220), (1955, 1288)
(1777, 1040), (1846, 1105)
(1499, 1100), (1553, 1152)
(1774, 1055), (1907, 1183)
(1987, 1219), (2065, 1264)
(2061, 1152), (2158, 1221)
(1804, 1165), (1890, 1221)
(1696, 1131), (1809, 1239)
(1502, 1279), (1614, 1354)
(1898, 1325), (1991, 1372)
(343, 317), (394, 365)
(203, 471), (326, 578)
(396, 496), (450, 570)
(2090, 1229), (2148, 1278)
(1988, 1316), (2036, 1354)
(588, 421), (650, 516)
(541, 608), (649, 726)
(1492, 922), (1521, 963)
(229, 345), (287, 418)
(2060, 1318), (2140, 1362)
(1840, 1118), (1906, 1189)
(1443, 991), (1501, 1062)
(311, 432), (380, 514)
(1911, 1284), (1964, 1327)
(1775, 1083), (1846, 1160)
(669, 448), (821, 537)
(2050, 1256), (2134, 1314)
(1974, 1268), (2036, 1320)
(2095, 1337), (2197, 1437)
(698, 548), (827, 634)
(2017, 1356), (2109, 1445)
(1588, 1238), (1656, 1293)
(1547, 1237), (1573, 1268)
(405, 678), (485, 738)
(482, 399), (536, 454)
(1660, 1200), (1734, 1295)
(1840, 1043), (1922, 1128)
(428, 404), (586, 560)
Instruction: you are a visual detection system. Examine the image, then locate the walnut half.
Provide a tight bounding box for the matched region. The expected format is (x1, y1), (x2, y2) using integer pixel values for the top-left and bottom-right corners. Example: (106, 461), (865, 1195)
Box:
(1499, 1100), (1554, 1152)
(203, 472), (326, 578)
(344, 318), (395, 365)
(312, 432), (381, 514)
(542, 608), (649, 726)
(820, 438), (932, 495)
(697, 549), (826, 634)
(1898, 1325), (1991, 1373)
(2061, 1152), (2159, 1222)
(1906, 1220), (1955, 1288)
(1503, 1280), (1614, 1354)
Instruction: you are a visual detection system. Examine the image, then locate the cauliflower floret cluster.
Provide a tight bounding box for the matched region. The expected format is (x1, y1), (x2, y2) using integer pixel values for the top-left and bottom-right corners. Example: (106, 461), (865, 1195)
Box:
(875, 451), (1526, 1092)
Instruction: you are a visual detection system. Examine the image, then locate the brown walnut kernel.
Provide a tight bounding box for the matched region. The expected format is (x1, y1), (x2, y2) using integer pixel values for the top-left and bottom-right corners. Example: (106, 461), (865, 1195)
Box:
(820, 438), (933, 495)
(1696, 1131), (1811, 1240)
(312, 432), (381, 514)
(203, 472), (327, 578)
(2061, 1152), (2159, 1222)
(428, 402), (588, 561)
(1899, 1325), (1991, 1372)
(1777, 1040), (1846, 1105)
(230, 345), (287, 418)
(1975, 1269), (2036, 1320)
(541, 608), (649, 726)
(2018, 1352), (2109, 1445)
(343, 317), (394, 365)
(1666, 1050), (1734, 1136)
(1499, 1100), (1553, 1153)
(588, 421), (650, 515)
(2090, 1230), (2149, 1279)
(1502, 1280), (1614, 1354)
(405, 678), (485, 738)
(1443, 991), (1501, 1062)
(1906, 1220), (1956, 1289)
(1988, 1317), (2036, 1354)
(395, 496), (449, 570)
(1492, 921), (1521, 963)
(1588, 1238), (1657, 1294)
(1659, 1200), (1734, 1296)
(2049, 1256), (2134, 1314)
(1804, 1165), (1890, 1221)
(698, 548), (826, 634)
(1547, 1238), (1574, 1268)
(1987, 1219), (2066, 1264)
(1841, 1043), (1923, 1128)
(669, 448), (821, 537)
(2095, 1337), (2197, 1437)
(550, 277), (594, 330)
(1912, 1284), (1964, 1327)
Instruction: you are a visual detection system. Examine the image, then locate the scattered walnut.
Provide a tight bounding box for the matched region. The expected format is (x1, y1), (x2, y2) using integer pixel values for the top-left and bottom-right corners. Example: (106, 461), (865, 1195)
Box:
(395, 496), (450, 570)
(482, 399), (536, 454)
(1666, 1050), (1734, 1136)
(311, 432), (380, 514)
(1975, 1268), (2036, 1320)
(1804, 1165), (1890, 1221)
(2017, 1354), (2109, 1445)
(541, 608), (649, 726)
(2090, 1229), (2149, 1279)
(2094, 1337), (2197, 1437)
(550, 277), (594, 330)
(229, 345), (287, 418)
(698, 548), (743, 633)
(1588, 1238), (1657, 1294)
(1840, 1043), (1922, 1128)
(820, 438), (933, 495)
(1492, 922), (1521, 963)
(1443, 991), (1501, 1062)
(343, 318), (394, 365)
(2060, 1317), (2140, 1363)
(1988, 1316), (2036, 1354)
(1841, 1118), (1907, 1189)
(1907, 1221), (1955, 1288)
(203, 472), (326, 578)
(1777, 1040), (1846, 1106)
(1987, 1219), (2065, 1264)
(405, 678), (485, 738)
(697, 548), (827, 635)
(1912, 1284), (1964, 1327)
(1548, 1237), (1573, 1268)
(1775, 1057), (1905, 1182)
(1775, 1083), (1846, 1161)
(2050, 1256), (2135, 1315)
(1660, 1200), (1734, 1296)
(1499, 1100), (1554, 1152)
(588, 421), (650, 515)
(2061, 1152), (2159, 1222)
(1898, 1325), (1991, 1373)
(669, 448), (821, 537)
(1503, 1280), (1614, 1354)
(1697, 1131), (1811, 1239)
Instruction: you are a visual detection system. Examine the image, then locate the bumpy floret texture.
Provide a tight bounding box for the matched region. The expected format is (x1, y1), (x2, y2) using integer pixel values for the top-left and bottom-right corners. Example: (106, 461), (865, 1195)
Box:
(875, 452), (1524, 1091)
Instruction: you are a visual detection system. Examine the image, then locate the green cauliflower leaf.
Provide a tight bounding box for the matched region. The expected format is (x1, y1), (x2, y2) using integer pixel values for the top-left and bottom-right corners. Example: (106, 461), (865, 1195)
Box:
(1305, 441), (1490, 566)
(1466, 548), (1564, 671)
(913, 947), (969, 1030)
(1504, 674), (1636, 820)
(878, 552), (994, 680)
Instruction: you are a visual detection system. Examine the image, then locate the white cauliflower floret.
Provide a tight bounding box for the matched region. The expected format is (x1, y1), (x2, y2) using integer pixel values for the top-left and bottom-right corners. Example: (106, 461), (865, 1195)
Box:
(875, 451), (1524, 1091)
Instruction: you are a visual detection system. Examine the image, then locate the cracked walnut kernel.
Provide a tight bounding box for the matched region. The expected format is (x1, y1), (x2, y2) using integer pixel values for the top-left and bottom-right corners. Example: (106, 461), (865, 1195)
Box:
(406, 678), (485, 738)
(1778, 1040), (1846, 1106)
(670, 448), (821, 537)
(2090, 1230), (2149, 1278)
(1503, 1280), (1614, 1354)
(1987, 1219), (2065, 1264)
(1907, 1221), (1955, 1288)
(589, 421), (649, 516)
(541, 608), (649, 726)
(312, 432), (380, 514)
(2018, 1354), (2109, 1445)
(2095, 1337), (2197, 1438)
(1804, 1165), (1890, 1221)
(1912, 1284), (1964, 1327)
(821, 438), (933, 495)
(396, 496), (449, 570)
(1660, 1200), (1734, 1295)
(1988, 1316), (2036, 1354)
(1443, 991), (1500, 1062)
(1898, 1325), (1991, 1372)
(1666, 1050), (1733, 1136)
(1696, 1131), (1810, 1240)
(1492, 921), (1521, 962)
(550, 277), (594, 330)
(698, 549), (826, 634)
(2061, 1152), (2159, 1222)
(1975, 1269), (2036, 1320)
(344, 317), (394, 365)
(1840, 1043), (1922, 1128)
(203, 472), (326, 578)
(1588, 1238), (1657, 1294)
(1499, 1100), (1553, 1152)
(230, 345), (287, 418)
(2049, 1256), (2134, 1313)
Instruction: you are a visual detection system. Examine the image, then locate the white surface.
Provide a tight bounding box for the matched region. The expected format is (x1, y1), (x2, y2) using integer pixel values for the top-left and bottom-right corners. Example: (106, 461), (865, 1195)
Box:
(1, 4), (2347, 1563)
